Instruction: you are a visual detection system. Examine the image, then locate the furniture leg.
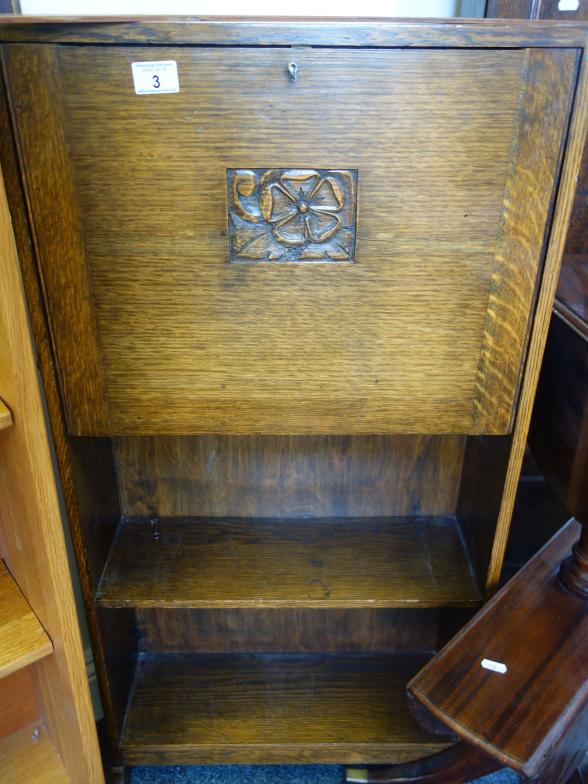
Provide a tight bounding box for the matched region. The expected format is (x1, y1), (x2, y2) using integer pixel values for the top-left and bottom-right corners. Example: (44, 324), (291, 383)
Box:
(559, 521), (588, 598)
(346, 741), (499, 783)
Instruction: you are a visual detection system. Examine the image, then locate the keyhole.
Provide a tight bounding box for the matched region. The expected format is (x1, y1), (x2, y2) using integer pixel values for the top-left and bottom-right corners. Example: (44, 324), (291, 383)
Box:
(287, 62), (298, 82)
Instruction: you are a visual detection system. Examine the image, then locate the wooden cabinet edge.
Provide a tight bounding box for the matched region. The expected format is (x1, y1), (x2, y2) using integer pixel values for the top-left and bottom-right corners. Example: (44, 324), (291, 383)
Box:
(0, 396), (12, 429)
(485, 45), (588, 593)
(0, 18), (586, 46)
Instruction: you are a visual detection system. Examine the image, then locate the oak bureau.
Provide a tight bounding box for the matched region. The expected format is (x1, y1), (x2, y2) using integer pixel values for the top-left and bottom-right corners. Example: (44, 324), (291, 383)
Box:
(0, 16), (587, 773)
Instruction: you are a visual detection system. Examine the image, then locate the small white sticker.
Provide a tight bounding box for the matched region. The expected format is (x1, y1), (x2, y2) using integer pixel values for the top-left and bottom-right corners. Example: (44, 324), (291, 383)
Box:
(481, 658), (507, 674)
(558, 0), (580, 10)
(131, 61), (179, 95)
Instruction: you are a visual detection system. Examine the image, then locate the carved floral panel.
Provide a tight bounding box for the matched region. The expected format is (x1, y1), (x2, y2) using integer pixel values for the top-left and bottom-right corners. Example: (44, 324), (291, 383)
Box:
(227, 168), (357, 263)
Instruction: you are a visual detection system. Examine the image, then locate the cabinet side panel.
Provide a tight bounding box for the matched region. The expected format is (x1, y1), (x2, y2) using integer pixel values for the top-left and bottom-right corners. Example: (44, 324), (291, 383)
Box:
(472, 47), (579, 433)
(2, 43), (110, 434)
(486, 49), (588, 591)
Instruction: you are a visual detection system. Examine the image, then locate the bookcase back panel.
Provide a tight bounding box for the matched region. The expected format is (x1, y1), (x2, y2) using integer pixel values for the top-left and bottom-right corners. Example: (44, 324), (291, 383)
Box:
(135, 608), (463, 654)
(4, 44), (577, 435)
(113, 434), (465, 518)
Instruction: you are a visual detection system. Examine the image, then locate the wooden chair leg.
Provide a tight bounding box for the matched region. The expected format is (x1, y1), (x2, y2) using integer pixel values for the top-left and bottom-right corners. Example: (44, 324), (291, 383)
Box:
(559, 521), (588, 598)
(346, 741), (500, 783)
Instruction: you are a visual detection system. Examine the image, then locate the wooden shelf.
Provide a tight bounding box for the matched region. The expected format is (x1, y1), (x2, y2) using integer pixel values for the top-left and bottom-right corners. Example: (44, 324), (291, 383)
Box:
(0, 724), (70, 783)
(0, 398), (12, 430)
(121, 653), (451, 765)
(96, 516), (481, 609)
(0, 561), (52, 679)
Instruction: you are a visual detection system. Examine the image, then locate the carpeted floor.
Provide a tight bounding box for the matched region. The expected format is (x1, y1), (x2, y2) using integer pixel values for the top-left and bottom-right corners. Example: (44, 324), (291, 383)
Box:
(130, 765), (521, 783)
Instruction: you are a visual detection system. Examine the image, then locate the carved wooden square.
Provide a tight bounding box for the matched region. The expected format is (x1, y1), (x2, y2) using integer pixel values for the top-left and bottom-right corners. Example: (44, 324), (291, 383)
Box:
(227, 168), (357, 263)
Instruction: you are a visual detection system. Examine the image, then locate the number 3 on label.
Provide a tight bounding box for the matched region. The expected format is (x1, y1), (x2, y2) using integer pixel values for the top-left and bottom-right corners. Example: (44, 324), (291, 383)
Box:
(131, 61), (179, 95)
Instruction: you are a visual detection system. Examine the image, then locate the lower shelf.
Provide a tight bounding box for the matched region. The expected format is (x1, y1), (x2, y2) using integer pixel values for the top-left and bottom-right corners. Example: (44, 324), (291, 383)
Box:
(0, 724), (70, 784)
(121, 653), (452, 765)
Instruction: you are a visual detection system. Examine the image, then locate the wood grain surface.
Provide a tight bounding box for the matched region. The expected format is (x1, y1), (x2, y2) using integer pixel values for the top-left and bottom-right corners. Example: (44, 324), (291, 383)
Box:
(0, 397), (11, 430)
(555, 112), (588, 335)
(0, 724), (69, 784)
(0, 68), (132, 755)
(486, 47), (588, 591)
(114, 435), (465, 518)
(121, 653), (451, 765)
(7, 43), (571, 435)
(0, 560), (52, 679)
(0, 17), (586, 47)
(135, 607), (456, 654)
(3, 44), (110, 434)
(1, 16), (586, 769)
(410, 519), (588, 779)
(0, 158), (103, 780)
(96, 516), (480, 609)
(0, 668), (38, 740)
(472, 47), (577, 432)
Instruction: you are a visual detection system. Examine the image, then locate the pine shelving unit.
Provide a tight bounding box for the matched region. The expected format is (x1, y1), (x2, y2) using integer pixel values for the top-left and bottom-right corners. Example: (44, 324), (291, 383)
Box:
(0, 560), (52, 678)
(0, 134), (104, 781)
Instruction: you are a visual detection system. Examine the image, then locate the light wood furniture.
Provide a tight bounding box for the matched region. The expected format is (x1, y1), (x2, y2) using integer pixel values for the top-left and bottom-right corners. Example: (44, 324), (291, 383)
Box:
(0, 158), (104, 782)
(1, 17), (587, 776)
(0, 561), (52, 679)
(0, 726), (70, 784)
(0, 398), (11, 430)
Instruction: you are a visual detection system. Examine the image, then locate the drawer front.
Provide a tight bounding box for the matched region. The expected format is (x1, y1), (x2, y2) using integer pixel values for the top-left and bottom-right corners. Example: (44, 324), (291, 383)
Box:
(6, 43), (577, 435)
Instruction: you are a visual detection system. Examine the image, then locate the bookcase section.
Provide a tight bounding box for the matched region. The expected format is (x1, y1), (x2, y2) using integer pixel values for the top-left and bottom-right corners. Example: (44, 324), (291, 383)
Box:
(3, 18), (585, 772)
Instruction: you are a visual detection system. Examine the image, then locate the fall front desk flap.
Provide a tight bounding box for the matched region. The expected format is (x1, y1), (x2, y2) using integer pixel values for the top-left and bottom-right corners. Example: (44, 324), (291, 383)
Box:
(5, 44), (577, 435)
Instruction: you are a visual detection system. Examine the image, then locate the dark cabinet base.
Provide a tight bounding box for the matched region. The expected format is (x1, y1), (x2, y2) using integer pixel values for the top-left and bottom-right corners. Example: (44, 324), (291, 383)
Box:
(121, 653), (450, 766)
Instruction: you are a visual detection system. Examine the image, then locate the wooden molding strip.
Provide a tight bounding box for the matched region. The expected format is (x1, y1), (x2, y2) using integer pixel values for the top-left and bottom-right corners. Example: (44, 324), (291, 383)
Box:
(0, 560), (53, 679)
(0, 396), (12, 430)
(0, 18), (586, 47)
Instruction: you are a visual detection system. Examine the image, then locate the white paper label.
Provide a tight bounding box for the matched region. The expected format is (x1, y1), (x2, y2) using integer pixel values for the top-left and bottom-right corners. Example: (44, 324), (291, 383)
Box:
(481, 658), (507, 674)
(131, 61), (179, 95)
(558, 0), (580, 10)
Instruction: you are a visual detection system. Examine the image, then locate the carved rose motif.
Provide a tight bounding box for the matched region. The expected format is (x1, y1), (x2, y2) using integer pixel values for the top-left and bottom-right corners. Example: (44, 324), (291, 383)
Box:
(227, 168), (357, 263)
(259, 171), (344, 246)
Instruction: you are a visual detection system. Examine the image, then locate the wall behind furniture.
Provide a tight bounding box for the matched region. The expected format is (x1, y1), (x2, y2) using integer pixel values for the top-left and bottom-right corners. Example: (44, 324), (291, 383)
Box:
(20, 0), (482, 19)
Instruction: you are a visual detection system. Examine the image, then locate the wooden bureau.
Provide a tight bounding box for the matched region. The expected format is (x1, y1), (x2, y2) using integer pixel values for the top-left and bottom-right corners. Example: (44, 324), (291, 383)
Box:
(0, 17), (586, 773)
